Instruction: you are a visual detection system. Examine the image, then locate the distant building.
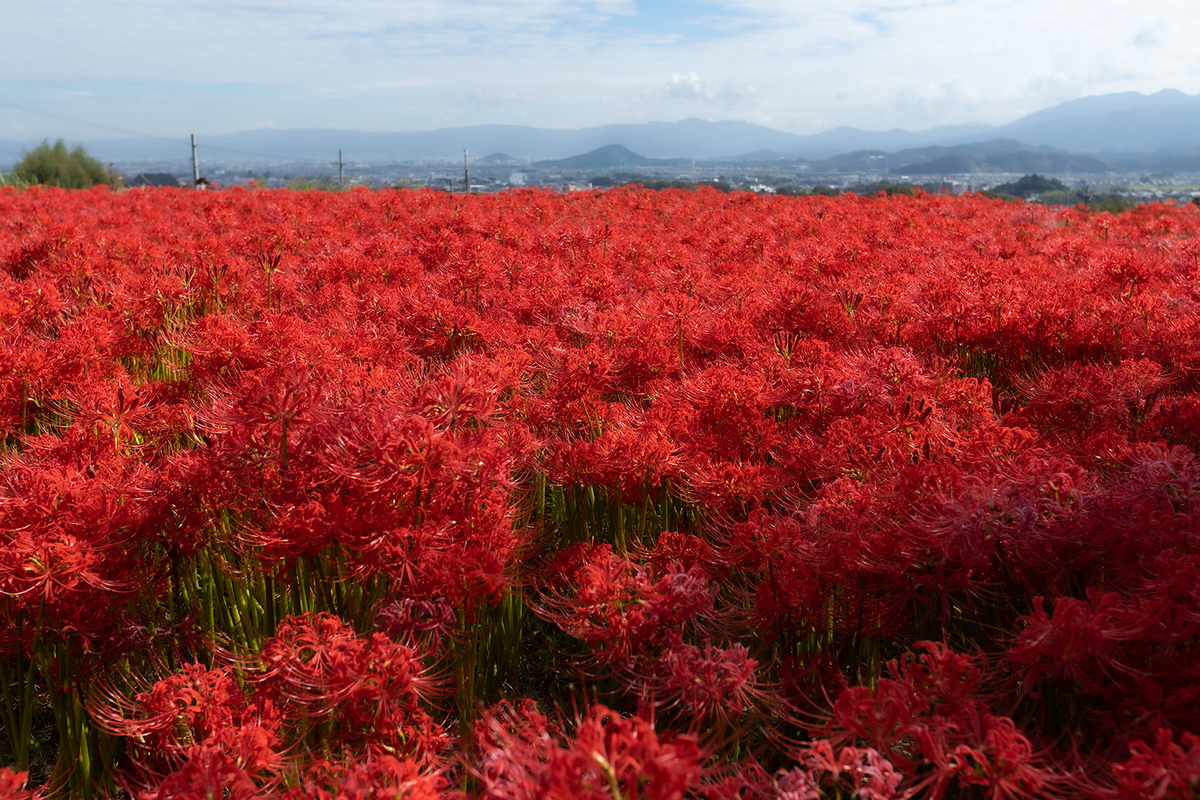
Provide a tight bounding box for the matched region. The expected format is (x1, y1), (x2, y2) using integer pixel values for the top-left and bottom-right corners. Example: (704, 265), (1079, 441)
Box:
(509, 172), (527, 187)
(128, 173), (181, 188)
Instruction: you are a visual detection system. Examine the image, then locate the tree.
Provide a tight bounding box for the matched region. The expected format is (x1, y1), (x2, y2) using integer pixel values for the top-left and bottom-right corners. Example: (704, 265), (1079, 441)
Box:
(13, 139), (121, 189)
(990, 174), (1068, 199)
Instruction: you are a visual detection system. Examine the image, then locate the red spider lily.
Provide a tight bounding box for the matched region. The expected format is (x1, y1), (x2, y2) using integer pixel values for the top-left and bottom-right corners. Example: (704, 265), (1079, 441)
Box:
(892, 641), (983, 717)
(1148, 394), (1200, 451)
(908, 713), (1055, 800)
(1104, 728), (1200, 800)
(141, 742), (271, 800)
(472, 700), (559, 800)
(95, 618), (450, 794)
(257, 613), (450, 759)
(207, 361), (326, 475)
(652, 636), (773, 732)
(0, 528), (107, 603)
(473, 701), (703, 800)
(535, 546), (660, 667)
(788, 739), (903, 800)
(827, 679), (928, 755)
(88, 662), (283, 796)
(110, 663), (280, 753)
(535, 545), (715, 670)
(283, 753), (453, 800)
(414, 371), (500, 431)
(0, 446), (148, 650)
(1012, 359), (1172, 433)
(373, 596), (458, 647)
(552, 706), (702, 800)
(1006, 592), (1154, 696)
(0, 768), (43, 800)
(4, 184), (1200, 795)
(825, 642), (1059, 797)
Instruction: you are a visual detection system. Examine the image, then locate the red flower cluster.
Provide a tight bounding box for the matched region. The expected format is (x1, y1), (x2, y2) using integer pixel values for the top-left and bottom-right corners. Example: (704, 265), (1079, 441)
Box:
(92, 613), (450, 798)
(2, 184), (1199, 797)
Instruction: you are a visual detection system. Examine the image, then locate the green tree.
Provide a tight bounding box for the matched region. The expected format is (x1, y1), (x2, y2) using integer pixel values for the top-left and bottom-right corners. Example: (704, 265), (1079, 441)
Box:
(990, 174), (1068, 199)
(14, 139), (121, 189)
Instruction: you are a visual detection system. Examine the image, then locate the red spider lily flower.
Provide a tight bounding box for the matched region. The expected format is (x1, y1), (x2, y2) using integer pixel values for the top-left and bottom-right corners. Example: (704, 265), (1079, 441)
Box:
(1105, 728), (1200, 800)
(555, 706), (702, 800)
(413, 371), (500, 430)
(474, 701), (703, 800)
(892, 641), (983, 717)
(373, 596), (458, 642)
(639, 530), (717, 578)
(8, 181), (1200, 795)
(141, 743), (268, 800)
(651, 569), (717, 626)
(257, 613), (449, 760)
(827, 680), (928, 756)
(535, 547), (659, 667)
(535, 545), (715, 669)
(908, 713), (1055, 800)
(210, 362), (326, 473)
(473, 700), (560, 800)
(791, 739), (903, 800)
(136, 663), (280, 753)
(1013, 359), (1171, 432)
(0, 529), (106, 603)
(764, 766), (820, 800)
(1006, 592), (1151, 696)
(0, 768), (43, 800)
(284, 754), (453, 800)
(959, 716), (1054, 800)
(826, 642), (1058, 797)
(89, 661), (283, 795)
(653, 638), (771, 731)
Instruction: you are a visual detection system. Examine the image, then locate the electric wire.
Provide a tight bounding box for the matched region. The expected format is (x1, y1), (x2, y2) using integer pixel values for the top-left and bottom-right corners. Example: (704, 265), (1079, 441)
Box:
(0, 98), (187, 144)
(0, 98), (341, 166)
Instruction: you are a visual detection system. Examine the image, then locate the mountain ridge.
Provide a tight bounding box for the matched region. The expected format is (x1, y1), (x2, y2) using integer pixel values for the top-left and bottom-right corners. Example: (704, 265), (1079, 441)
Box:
(2, 89), (1198, 167)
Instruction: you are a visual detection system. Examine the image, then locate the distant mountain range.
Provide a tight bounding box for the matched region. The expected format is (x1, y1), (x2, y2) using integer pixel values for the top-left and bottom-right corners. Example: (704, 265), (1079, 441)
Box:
(800, 139), (1112, 176)
(533, 144), (691, 170)
(2, 89), (1199, 169)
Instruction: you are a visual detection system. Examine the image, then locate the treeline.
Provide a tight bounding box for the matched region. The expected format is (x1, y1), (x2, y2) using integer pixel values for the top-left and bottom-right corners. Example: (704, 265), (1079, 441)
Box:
(2, 139), (122, 189)
(6, 146), (1197, 214)
(979, 173), (1135, 212)
(589, 171), (1200, 211)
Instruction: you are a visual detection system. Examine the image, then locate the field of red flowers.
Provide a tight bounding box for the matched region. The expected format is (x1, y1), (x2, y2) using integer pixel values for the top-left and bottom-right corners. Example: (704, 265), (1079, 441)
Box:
(1, 184), (1199, 799)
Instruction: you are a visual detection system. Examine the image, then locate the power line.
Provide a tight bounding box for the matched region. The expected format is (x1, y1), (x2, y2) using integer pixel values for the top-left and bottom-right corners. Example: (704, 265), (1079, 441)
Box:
(0, 98), (341, 166)
(198, 142), (330, 164)
(0, 98), (187, 144)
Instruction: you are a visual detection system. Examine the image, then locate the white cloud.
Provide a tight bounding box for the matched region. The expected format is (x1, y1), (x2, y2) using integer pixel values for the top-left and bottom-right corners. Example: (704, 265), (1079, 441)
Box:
(1, 0), (1199, 137)
(666, 72), (753, 104)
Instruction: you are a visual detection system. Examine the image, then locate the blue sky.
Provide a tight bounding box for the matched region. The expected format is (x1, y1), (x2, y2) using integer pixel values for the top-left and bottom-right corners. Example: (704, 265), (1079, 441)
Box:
(1, 0), (1198, 143)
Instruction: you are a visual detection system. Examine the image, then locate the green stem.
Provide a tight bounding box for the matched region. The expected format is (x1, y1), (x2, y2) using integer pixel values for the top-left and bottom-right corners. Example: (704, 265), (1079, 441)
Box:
(0, 656), (22, 767)
(16, 598), (46, 770)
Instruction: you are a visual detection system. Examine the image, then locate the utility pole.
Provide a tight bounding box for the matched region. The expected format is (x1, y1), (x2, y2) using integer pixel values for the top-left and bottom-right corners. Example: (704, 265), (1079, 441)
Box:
(191, 134), (200, 188)
(338, 149), (344, 188)
(463, 149), (469, 194)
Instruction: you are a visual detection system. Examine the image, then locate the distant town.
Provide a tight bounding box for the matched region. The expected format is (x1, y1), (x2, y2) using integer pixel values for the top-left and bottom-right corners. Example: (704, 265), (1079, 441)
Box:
(114, 147), (1200, 208)
(10, 88), (1200, 205)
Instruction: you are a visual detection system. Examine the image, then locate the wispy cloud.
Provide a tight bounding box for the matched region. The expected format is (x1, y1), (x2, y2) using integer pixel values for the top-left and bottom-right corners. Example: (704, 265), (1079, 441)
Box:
(1, 0), (1198, 138)
(666, 72), (754, 105)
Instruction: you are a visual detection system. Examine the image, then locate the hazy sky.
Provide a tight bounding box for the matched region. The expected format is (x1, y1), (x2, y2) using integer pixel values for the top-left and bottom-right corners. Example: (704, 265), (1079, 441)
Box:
(1, 0), (1198, 144)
